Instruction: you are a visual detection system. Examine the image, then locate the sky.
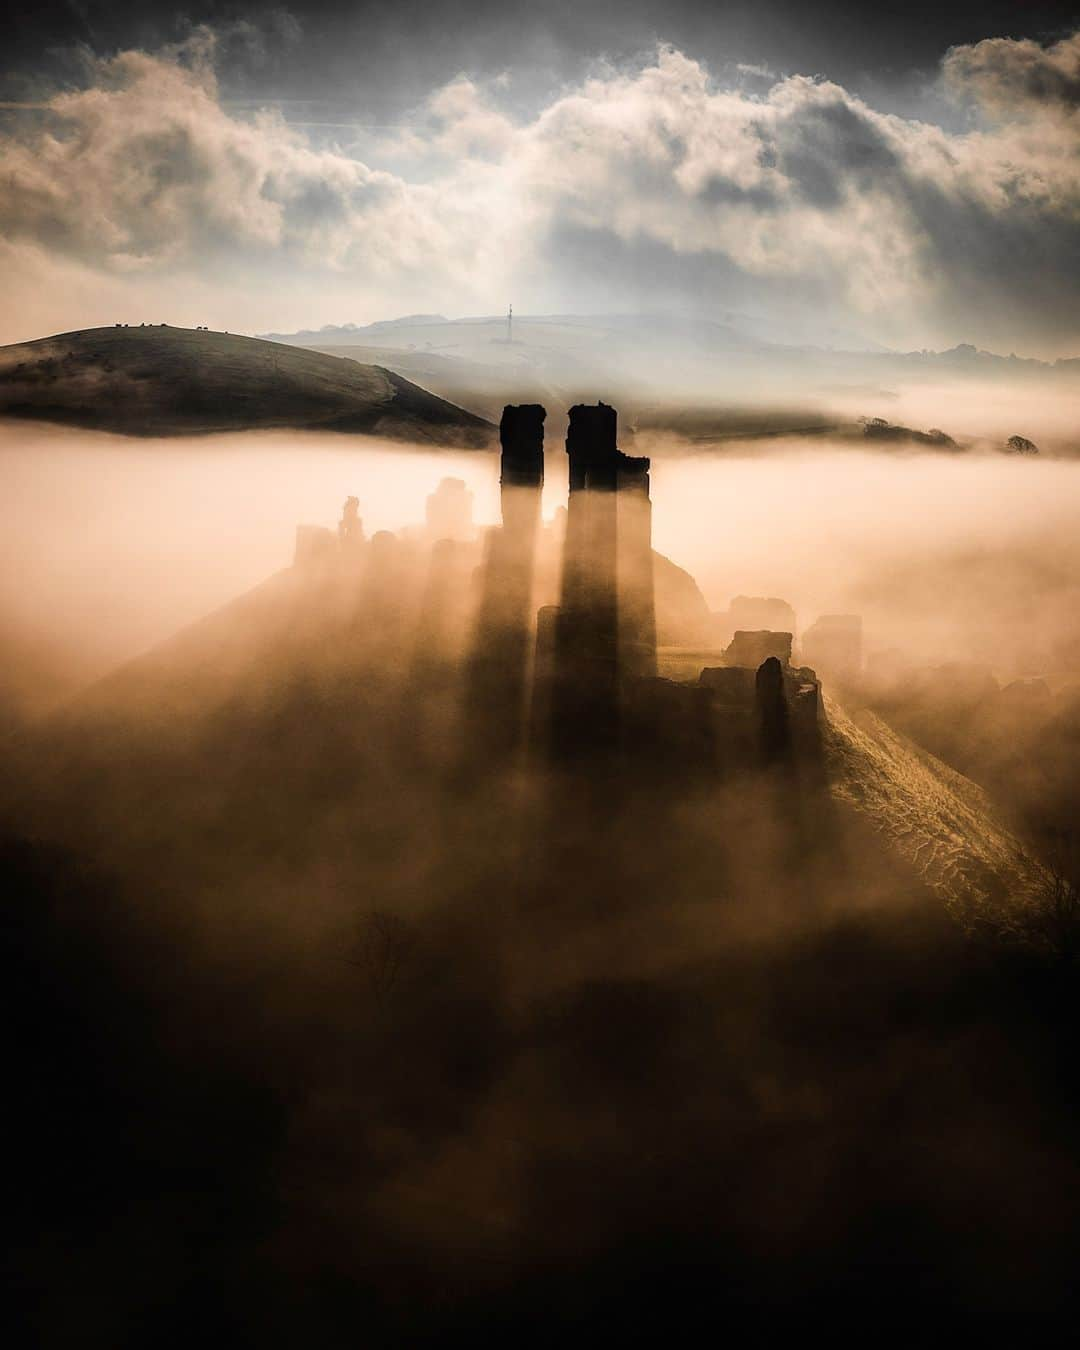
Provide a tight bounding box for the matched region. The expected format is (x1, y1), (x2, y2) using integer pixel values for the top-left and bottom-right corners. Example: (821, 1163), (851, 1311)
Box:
(2, 1), (1079, 354)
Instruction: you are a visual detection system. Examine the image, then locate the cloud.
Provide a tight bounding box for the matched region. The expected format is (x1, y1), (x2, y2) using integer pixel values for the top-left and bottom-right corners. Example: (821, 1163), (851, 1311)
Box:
(0, 42), (458, 277)
(505, 43), (1080, 344)
(1, 30), (1079, 350)
(943, 30), (1080, 119)
(736, 63), (775, 81)
(418, 77), (517, 159)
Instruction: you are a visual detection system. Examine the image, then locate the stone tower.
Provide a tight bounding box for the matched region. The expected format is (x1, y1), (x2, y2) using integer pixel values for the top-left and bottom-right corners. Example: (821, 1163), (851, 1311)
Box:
(548, 402), (658, 760)
(463, 404), (546, 760)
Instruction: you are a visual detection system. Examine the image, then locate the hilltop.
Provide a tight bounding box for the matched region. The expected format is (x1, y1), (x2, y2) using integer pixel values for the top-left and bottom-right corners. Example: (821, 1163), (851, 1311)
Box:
(0, 326), (494, 446)
(262, 312), (1080, 383)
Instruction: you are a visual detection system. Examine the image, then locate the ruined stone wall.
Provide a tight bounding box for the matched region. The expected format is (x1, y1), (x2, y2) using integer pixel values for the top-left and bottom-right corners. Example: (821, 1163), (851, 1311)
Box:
(723, 630), (793, 670)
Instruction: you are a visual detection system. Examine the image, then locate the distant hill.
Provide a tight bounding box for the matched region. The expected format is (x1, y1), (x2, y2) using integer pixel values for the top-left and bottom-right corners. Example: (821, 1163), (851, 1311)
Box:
(262, 312), (1079, 375)
(265, 312), (830, 433)
(259, 310), (883, 355)
(257, 313), (1079, 451)
(0, 326), (494, 446)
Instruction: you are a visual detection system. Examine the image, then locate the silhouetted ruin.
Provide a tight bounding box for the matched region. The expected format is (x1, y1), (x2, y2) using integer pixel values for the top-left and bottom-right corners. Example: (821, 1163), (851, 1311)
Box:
(290, 400), (823, 780)
(425, 477), (474, 542)
(339, 494), (363, 542)
(724, 629), (793, 669)
(756, 655), (792, 763)
(463, 404), (546, 760)
(499, 403), (545, 490)
(338, 494), (364, 561)
(537, 402), (661, 760)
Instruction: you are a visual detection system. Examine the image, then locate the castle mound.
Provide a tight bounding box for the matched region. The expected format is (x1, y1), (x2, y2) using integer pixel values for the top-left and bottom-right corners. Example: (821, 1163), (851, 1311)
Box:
(22, 521), (1040, 935)
(0, 325), (494, 445)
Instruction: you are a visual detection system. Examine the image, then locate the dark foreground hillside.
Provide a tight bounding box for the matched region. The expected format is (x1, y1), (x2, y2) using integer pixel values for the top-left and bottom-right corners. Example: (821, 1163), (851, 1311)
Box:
(0, 326), (494, 445)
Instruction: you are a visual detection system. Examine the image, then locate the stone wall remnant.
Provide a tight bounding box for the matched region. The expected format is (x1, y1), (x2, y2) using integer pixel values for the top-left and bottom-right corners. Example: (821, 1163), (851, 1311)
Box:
(425, 477), (474, 543)
(724, 630), (793, 669)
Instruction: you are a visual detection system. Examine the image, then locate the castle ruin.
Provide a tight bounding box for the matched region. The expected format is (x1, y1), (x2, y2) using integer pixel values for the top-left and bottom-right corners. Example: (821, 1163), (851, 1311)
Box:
(294, 401), (823, 778)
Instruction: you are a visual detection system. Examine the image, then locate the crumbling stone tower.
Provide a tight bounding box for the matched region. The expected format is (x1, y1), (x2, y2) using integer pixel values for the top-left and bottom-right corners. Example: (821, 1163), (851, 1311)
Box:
(755, 655), (792, 764)
(463, 404), (546, 758)
(338, 494), (365, 564)
(547, 402), (658, 759)
(498, 403), (546, 628)
(495, 403), (546, 674)
(500, 404), (546, 496)
(561, 403), (620, 702)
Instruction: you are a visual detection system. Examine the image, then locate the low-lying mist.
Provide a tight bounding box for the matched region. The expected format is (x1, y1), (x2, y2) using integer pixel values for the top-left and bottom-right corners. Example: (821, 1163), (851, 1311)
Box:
(798, 372), (1080, 451)
(5, 411), (1080, 1342)
(652, 445), (1080, 674)
(0, 422), (502, 715)
(3, 417), (1079, 720)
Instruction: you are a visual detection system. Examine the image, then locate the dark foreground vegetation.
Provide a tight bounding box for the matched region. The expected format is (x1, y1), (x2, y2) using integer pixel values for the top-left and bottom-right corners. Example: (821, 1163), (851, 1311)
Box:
(4, 818), (1078, 1346)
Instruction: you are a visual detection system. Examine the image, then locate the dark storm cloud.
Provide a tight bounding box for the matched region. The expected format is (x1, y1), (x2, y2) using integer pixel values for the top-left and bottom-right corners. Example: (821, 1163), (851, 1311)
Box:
(6, 2), (1080, 114)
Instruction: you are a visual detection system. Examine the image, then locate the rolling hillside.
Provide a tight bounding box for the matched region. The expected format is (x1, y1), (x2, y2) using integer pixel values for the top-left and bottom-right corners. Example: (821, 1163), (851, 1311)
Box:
(0, 326), (494, 445)
(264, 312), (1079, 451)
(824, 698), (1041, 927)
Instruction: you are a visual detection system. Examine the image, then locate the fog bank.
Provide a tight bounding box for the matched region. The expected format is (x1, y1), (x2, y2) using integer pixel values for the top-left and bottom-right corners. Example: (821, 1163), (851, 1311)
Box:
(3, 419), (1079, 717)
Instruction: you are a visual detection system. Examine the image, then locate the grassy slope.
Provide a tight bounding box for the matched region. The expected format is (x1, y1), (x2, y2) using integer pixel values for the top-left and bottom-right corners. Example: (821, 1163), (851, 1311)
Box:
(824, 698), (1042, 926)
(0, 326), (494, 445)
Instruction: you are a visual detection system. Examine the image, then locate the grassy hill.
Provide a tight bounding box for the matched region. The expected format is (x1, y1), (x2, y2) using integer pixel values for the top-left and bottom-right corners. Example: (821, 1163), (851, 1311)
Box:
(0, 325), (494, 445)
(823, 698), (1041, 926)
